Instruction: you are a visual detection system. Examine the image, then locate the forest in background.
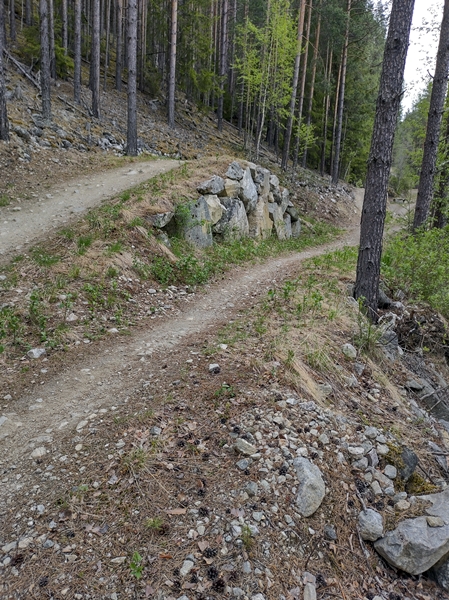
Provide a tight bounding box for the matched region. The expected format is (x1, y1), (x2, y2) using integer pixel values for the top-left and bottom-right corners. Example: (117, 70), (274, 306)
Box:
(0, 0), (387, 185)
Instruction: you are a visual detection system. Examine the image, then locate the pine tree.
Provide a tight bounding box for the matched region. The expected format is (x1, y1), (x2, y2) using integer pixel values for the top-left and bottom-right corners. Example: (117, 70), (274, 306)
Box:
(91, 0), (101, 118)
(0, 0), (10, 141)
(354, 0), (415, 321)
(126, 0), (138, 155)
(167, 0), (178, 128)
(39, 0), (52, 120)
(413, 0), (449, 230)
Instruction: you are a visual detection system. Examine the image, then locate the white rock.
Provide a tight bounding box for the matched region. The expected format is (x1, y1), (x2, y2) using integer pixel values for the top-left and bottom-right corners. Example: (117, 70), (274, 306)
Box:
(180, 559), (194, 577)
(31, 447), (46, 459)
(27, 348), (46, 359)
(342, 343), (357, 359)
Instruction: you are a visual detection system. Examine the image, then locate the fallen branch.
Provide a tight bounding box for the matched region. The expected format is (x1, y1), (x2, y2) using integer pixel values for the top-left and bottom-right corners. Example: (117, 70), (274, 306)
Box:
(3, 49), (41, 91)
(57, 95), (90, 118)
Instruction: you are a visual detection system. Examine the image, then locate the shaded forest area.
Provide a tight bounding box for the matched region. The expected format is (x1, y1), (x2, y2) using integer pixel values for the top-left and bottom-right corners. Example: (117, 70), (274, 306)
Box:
(0, 0), (387, 185)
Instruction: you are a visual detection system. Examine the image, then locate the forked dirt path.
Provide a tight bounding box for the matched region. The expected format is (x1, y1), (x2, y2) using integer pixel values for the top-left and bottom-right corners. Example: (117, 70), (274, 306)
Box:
(0, 158), (181, 262)
(0, 176), (363, 509)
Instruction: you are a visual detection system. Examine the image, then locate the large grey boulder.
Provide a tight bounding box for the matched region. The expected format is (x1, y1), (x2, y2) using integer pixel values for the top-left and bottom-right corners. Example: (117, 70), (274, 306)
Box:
(197, 175), (225, 196)
(286, 205), (300, 222)
(421, 487), (449, 523)
(293, 457), (326, 517)
(226, 161), (245, 181)
(268, 203), (288, 240)
(180, 197), (213, 248)
(248, 198), (273, 240)
(254, 167), (271, 199)
(213, 198), (249, 240)
(358, 509), (383, 541)
(238, 167), (258, 213)
(374, 516), (449, 575)
(283, 213), (292, 238)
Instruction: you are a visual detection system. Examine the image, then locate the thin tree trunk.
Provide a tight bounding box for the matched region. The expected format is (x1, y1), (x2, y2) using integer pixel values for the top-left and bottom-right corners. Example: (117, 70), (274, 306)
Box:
(39, 0), (51, 119)
(331, 0), (351, 184)
(167, 0), (177, 128)
(91, 0), (101, 118)
(320, 44), (332, 176)
(103, 0), (111, 90)
(354, 0), (415, 321)
(126, 0), (137, 155)
(10, 0), (16, 41)
(281, 0), (306, 170)
(0, 0), (10, 140)
(115, 0), (122, 90)
(62, 0), (68, 53)
(413, 0), (449, 230)
(48, 0), (56, 78)
(74, 0), (82, 102)
(217, 0), (228, 131)
(302, 0), (321, 168)
(330, 52), (342, 179)
(25, 0), (32, 25)
(293, 0), (313, 169)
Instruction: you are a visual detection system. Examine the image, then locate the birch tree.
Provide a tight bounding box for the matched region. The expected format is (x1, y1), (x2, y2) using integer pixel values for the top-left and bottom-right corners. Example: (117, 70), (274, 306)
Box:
(354, 0), (415, 321)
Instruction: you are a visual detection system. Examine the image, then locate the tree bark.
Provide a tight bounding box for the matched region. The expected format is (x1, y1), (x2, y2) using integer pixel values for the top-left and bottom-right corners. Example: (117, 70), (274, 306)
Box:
(103, 0), (111, 90)
(167, 0), (177, 128)
(62, 0), (68, 53)
(217, 0), (228, 131)
(74, 0), (82, 102)
(293, 0), (313, 169)
(281, 0), (306, 170)
(302, 0), (321, 168)
(91, 0), (101, 118)
(48, 0), (56, 78)
(115, 0), (123, 91)
(9, 0), (16, 42)
(331, 0), (351, 184)
(0, 0), (10, 141)
(413, 0), (449, 230)
(39, 0), (52, 120)
(126, 0), (138, 155)
(25, 0), (32, 26)
(354, 0), (415, 322)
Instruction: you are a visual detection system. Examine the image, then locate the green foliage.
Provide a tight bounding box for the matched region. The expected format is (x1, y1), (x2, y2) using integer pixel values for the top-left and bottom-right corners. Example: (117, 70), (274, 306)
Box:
(31, 248), (60, 267)
(129, 551), (143, 579)
(20, 25), (73, 78)
(0, 306), (24, 351)
(382, 227), (449, 318)
(0, 195), (10, 207)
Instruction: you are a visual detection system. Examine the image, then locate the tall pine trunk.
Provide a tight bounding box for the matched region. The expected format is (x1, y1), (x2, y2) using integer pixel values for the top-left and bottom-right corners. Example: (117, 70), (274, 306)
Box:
(91, 0), (101, 118)
(126, 0), (137, 155)
(48, 0), (56, 78)
(62, 0), (68, 53)
(39, 0), (52, 120)
(293, 0), (313, 169)
(0, 0), (9, 141)
(25, 0), (32, 26)
(115, 0), (123, 90)
(354, 0), (415, 321)
(217, 0), (228, 131)
(413, 0), (449, 230)
(167, 0), (177, 128)
(302, 0), (321, 168)
(281, 0), (306, 170)
(331, 0), (351, 184)
(74, 0), (81, 102)
(9, 0), (16, 41)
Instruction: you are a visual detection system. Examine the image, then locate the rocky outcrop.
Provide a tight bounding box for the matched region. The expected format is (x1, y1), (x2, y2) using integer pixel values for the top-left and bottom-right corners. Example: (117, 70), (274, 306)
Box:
(373, 488), (449, 584)
(149, 160), (301, 247)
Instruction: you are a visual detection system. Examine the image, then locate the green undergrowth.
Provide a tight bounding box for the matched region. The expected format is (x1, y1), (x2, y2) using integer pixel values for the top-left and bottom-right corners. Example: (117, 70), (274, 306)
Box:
(382, 226), (449, 318)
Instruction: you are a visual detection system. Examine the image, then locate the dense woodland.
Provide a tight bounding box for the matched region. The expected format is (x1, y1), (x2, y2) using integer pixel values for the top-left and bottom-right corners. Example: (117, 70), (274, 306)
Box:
(0, 0), (387, 184)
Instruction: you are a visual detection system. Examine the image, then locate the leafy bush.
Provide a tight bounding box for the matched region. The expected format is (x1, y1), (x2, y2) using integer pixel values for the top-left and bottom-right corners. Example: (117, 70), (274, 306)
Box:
(382, 227), (449, 318)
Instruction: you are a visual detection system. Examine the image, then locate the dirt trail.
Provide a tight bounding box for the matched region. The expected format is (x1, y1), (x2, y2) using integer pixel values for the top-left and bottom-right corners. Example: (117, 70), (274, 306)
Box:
(0, 159), (181, 262)
(0, 227), (361, 501)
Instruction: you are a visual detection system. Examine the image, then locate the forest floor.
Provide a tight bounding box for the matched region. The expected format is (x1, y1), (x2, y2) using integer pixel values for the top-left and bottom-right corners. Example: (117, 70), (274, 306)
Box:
(0, 65), (446, 600)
